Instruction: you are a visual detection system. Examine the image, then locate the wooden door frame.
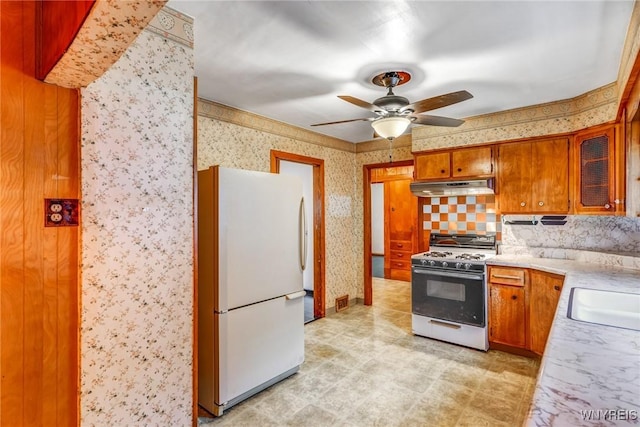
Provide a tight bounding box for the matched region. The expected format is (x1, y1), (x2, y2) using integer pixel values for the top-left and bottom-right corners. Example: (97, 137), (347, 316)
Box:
(363, 159), (416, 306)
(192, 77), (199, 425)
(270, 150), (326, 319)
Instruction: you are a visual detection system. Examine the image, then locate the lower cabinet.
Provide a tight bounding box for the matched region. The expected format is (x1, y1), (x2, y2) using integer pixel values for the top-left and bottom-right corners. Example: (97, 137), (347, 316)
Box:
(529, 270), (564, 354)
(488, 266), (564, 355)
(488, 267), (527, 348)
(388, 242), (412, 281)
(489, 281), (526, 347)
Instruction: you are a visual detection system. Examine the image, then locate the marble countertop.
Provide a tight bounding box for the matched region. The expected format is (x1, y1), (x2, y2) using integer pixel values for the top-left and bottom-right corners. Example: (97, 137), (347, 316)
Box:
(487, 255), (640, 426)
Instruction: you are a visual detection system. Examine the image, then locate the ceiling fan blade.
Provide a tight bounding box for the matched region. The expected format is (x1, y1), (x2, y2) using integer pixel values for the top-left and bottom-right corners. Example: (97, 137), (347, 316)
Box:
(401, 90), (473, 114)
(412, 114), (465, 127)
(311, 117), (374, 126)
(338, 95), (385, 113)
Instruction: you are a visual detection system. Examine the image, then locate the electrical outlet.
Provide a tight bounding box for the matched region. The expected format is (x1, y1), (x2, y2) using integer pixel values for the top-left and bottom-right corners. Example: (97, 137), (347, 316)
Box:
(45, 199), (80, 227)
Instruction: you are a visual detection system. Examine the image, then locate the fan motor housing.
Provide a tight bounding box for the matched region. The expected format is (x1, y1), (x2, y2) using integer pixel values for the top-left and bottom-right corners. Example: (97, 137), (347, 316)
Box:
(374, 94), (410, 112)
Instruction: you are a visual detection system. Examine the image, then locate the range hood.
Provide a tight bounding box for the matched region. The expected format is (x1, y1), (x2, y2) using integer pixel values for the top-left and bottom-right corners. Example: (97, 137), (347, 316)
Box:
(410, 178), (495, 197)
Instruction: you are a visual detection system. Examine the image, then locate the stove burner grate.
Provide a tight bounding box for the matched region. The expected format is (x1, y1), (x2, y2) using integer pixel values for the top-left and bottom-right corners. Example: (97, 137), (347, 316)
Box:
(423, 251), (453, 258)
(455, 253), (486, 260)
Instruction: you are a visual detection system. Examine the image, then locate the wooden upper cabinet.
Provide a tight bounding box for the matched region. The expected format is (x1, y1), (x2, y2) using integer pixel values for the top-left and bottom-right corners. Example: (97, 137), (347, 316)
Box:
(529, 270), (564, 355)
(452, 146), (494, 178)
(532, 138), (570, 212)
(388, 179), (415, 242)
(414, 146), (493, 181)
(497, 142), (532, 212)
(371, 165), (414, 182)
(415, 151), (450, 180)
(497, 138), (569, 213)
(574, 126), (618, 214)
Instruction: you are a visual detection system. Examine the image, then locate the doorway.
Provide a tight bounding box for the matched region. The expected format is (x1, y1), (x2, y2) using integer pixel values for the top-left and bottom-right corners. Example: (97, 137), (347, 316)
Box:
(363, 160), (420, 305)
(370, 182), (385, 278)
(271, 150), (325, 322)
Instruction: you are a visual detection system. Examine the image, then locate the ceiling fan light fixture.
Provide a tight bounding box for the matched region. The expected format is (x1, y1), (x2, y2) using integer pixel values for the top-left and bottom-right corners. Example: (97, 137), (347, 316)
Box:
(371, 116), (411, 140)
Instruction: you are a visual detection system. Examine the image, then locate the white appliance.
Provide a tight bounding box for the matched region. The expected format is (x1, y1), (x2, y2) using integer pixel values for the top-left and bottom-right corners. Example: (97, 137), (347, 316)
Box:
(411, 233), (497, 351)
(198, 166), (306, 416)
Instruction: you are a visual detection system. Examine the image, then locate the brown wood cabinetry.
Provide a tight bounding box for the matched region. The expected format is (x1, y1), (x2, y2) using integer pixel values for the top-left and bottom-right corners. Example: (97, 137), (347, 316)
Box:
(488, 267), (527, 348)
(415, 151), (450, 180)
(529, 270), (564, 355)
(497, 138), (569, 213)
(370, 163), (417, 282)
(574, 125), (622, 214)
(386, 179), (417, 281)
(414, 146), (493, 181)
(488, 266), (565, 356)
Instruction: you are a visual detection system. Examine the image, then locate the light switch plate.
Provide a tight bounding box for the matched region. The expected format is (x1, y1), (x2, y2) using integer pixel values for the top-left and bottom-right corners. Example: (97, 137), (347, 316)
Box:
(45, 199), (79, 227)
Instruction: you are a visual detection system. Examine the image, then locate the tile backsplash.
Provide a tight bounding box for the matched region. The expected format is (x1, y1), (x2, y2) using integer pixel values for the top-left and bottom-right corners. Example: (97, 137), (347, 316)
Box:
(422, 195), (501, 240)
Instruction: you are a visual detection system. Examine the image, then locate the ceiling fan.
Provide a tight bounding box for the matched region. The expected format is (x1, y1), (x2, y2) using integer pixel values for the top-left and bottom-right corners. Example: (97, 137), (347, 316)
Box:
(311, 71), (473, 140)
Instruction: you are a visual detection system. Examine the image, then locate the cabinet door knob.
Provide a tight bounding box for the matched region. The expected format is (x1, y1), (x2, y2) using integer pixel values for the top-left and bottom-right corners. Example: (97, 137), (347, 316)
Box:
(554, 285), (561, 291)
(538, 201), (544, 206)
(440, 169), (446, 174)
(604, 203), (611, 209)
(457, 168), (462, 172)
(511, 295), (517, 300)
(520, 202), (526, 207)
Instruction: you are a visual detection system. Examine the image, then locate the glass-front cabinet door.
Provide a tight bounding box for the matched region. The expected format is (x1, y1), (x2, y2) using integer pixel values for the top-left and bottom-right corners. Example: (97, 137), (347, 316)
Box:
(574, 126), (618, 214)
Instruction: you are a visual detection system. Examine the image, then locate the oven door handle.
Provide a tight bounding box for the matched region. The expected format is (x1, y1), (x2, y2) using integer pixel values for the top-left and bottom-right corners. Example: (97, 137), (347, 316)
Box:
(412, 268), (484, 282)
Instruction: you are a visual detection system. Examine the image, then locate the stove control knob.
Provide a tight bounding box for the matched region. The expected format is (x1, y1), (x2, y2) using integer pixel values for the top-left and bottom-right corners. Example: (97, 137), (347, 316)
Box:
(442, 261), (448, 268)
(428, 260), (436, 266)
(455, 262), (463, 269)
(421, 259), (427, 265)
(464, 263), (472, 270)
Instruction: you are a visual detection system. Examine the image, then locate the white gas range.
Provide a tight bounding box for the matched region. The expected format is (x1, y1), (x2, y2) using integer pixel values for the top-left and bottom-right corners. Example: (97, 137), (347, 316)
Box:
(411, 233), (497, 351)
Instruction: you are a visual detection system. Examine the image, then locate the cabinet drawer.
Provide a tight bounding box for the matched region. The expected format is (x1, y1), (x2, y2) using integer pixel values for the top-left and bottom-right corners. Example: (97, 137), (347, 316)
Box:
(389, 259), (411, 270)
(489, 267), (526, 286)
(390, 240), (412, 251)
(390, 250), (411, 261)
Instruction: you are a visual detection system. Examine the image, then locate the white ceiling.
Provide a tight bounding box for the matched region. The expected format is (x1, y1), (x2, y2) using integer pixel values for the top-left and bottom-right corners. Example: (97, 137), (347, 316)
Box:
(168, 1), (634, 143)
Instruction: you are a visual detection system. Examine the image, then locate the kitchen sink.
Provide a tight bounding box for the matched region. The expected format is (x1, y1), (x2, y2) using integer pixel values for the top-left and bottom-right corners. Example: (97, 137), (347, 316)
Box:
(568, 288), (640, 331)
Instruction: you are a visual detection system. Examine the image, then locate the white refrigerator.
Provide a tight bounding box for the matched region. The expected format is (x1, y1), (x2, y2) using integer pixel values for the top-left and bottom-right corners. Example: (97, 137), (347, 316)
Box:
(198, 166), (306, 416)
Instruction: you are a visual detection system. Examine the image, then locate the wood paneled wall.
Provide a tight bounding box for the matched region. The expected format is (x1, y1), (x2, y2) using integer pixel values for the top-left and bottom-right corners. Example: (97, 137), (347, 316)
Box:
(1, 2), (79, 426)
(36, 0), (95, 80)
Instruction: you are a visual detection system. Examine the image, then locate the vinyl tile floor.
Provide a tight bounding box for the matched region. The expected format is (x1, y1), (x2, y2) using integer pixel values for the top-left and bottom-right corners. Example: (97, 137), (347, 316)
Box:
(199, 278), (540, 427)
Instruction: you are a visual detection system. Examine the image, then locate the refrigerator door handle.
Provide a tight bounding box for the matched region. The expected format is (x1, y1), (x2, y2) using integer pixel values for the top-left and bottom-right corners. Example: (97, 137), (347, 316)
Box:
(299, 197), (308, 271)
(285, 290), (307, 300)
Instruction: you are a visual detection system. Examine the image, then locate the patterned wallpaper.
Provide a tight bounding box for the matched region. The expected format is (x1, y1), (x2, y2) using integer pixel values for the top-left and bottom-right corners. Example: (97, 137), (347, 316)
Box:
(412, 83), (618, 152)
(617, 1), (640, 108)
(45, 0), (166, 88)
(421, 195), (501, 240)
(80, 24), (194, 426)
(198, 115), (364, 306)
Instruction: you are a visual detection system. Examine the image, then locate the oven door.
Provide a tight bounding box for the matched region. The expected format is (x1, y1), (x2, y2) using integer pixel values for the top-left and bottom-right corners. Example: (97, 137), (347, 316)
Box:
(411, 267), (485, 327)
